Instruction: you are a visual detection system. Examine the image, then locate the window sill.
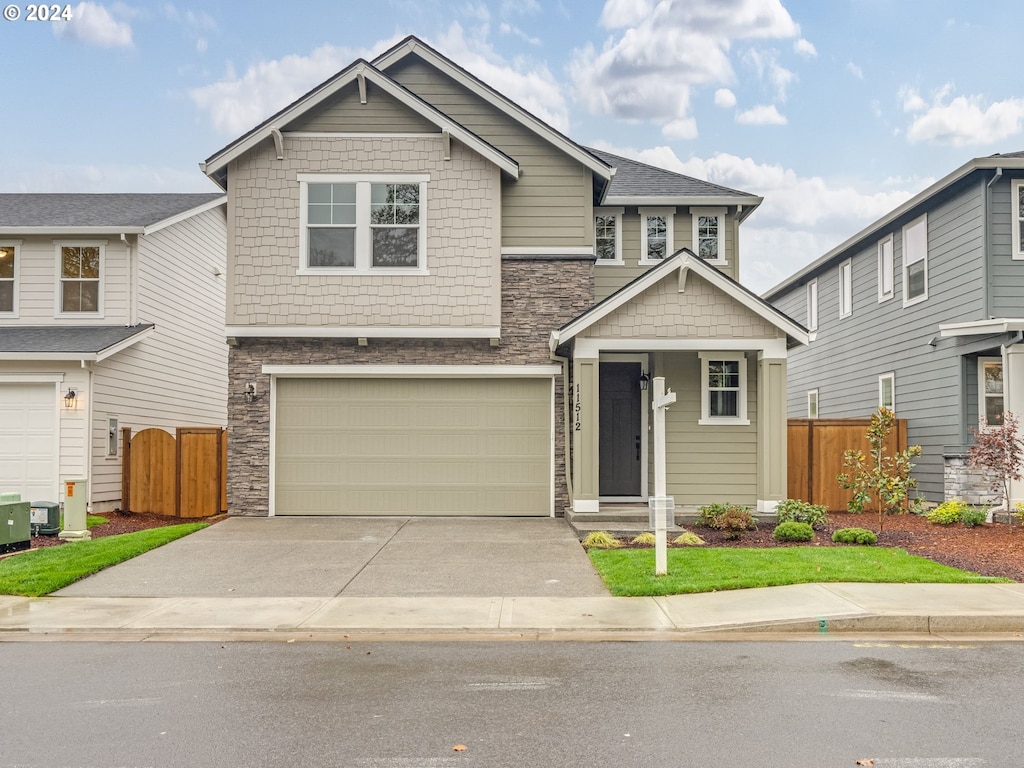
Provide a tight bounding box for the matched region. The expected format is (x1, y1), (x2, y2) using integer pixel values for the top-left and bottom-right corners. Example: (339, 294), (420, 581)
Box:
(595, 259), (625, 266)
(902, 294), (928, 308)
(55, 312), (104, 320)
(698, 417), (750, 426)
(638, 258), (668, 266)
(877, 293), (894, 303)
(298, 267), (429, 277)
(701, 258), (728, 267)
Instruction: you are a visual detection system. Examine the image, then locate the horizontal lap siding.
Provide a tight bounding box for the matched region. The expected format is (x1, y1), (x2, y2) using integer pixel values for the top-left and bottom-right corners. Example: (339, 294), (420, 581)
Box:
(283, 81), (438, 133)
(989, 175), (1024, 317)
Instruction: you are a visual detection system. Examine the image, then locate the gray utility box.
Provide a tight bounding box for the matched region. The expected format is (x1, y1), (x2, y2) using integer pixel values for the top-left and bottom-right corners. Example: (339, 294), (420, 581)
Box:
(30, 501), (60, 536)
(0, 492), (31, 554)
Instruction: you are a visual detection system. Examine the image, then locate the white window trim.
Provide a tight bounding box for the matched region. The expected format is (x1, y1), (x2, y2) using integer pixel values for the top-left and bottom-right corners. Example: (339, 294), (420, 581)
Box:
(806, 279), (818, 331)
(54, 240), (105, 318)
(639, 206), (675, 265)
(691, 206), (727, 266)
(878, 372), (895, 412)
(594, 207), (624, 265)
(878, 234), (894, 302)
(1013, 179), (1024, 261)
(807, 389), (819, 419)
(698, 351), (749, 426)
(839, 259), (853, 319)
(0, 240), (21, 317)
(978, 357), (1004, 429)
(297, 173), (429, 276)
(902, 213), (928, 307)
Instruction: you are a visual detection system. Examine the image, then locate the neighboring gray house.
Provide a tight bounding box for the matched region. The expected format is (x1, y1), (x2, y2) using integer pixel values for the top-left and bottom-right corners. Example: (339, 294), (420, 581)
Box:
(764, 152), (1024, 509)
(204, 35), (808, 519)
(0, 193), (228, 512)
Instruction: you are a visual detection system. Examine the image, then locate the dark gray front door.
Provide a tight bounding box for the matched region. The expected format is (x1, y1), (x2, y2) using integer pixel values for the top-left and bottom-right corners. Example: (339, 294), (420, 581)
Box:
(599, 362), (642, 496)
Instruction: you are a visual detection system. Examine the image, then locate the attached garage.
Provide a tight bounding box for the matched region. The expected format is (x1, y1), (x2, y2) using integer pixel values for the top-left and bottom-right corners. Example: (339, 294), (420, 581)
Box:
(0, 382), (58, 501)
(272, 372), (555, 516)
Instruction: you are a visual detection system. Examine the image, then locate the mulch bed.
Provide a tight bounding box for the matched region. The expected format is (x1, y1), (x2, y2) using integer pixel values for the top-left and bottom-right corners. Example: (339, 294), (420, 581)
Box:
(28, 511), (225, 550)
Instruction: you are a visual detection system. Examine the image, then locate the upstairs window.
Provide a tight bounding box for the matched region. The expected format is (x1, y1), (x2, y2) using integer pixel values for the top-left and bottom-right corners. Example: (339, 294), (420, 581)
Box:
(1013, 179), (1024, 260)
(979, 357), (1004, 427)
(639, 207), (675, 263)
(878, 235), (894, 301)
(902, 214), (928, 305)
(299, 174), (427, 273)
(839, 259), (852, 318)
(698, 352), (749, 425)
(691, 207), (726, 264)
(58, 243), (102, 314)
(807, 389), (819, 418)
(0, 243), (17, 315)
(594, 208), (623, 263)
(806, 279), (818, 331)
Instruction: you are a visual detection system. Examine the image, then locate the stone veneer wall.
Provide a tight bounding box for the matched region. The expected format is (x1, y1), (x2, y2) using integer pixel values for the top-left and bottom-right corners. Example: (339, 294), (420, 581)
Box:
(228, 257), (594, 516)
(943, 453), (999, 506)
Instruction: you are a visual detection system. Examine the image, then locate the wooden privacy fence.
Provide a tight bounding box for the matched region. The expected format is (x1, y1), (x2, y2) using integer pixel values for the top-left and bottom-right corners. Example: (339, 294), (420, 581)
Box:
(121, 427), (227, 517)
(787, 418), (908, 512)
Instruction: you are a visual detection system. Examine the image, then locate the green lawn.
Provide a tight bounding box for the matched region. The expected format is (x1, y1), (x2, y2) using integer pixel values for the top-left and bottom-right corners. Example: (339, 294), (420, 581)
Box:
(588, 546), (1010, 597)
(0, 524), (206, 597)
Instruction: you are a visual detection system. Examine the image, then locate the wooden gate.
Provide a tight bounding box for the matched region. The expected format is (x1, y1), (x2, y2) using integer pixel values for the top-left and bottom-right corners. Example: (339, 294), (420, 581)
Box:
(788, 418), (907, 512)
(121, 427), (227, 517)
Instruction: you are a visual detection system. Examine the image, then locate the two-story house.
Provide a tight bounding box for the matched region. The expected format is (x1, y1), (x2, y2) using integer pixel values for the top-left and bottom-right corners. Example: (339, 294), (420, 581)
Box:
(764, 152), (1024, 509)
(202, 36), (809, 519)
(0, 193), (228, 512)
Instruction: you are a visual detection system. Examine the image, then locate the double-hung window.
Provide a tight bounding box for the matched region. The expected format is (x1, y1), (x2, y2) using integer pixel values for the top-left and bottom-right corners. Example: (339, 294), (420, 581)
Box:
(639, 207), (675, 263)
(594, 207), (623, 263)
(299, 174), (428, 273)
(839, 259), (852, 318)
(878, 235), (894, 301)
(902, 214), (928, 305)
(1013, 179), (1024, 260)
(691, 207), (726, 264)
(979, 357), (1004, 427)
(806, 279), (818, 331)
(0, 242), (18, 315)
(57, 242), (102, 315)
(698, 352), (749, 425)
(878, 372), (895, 412)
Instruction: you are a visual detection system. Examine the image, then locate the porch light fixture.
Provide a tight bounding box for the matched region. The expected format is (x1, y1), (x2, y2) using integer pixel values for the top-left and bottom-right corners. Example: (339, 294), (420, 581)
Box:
(244, 382), (258, 403)
(639, 371), (650, 391)
(63, 388), (77, 409)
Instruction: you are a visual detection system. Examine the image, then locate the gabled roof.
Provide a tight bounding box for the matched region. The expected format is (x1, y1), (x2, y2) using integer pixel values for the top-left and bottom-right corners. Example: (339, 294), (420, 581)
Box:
(200, 57), (519, 188)
(0, 324), (154, 361)
(0, 194), (224, 235)
(372, 36), (613, 180)
(550, 250), (810, 351)
(763, 151), (1024, 300)
(589, 148), (761, 217)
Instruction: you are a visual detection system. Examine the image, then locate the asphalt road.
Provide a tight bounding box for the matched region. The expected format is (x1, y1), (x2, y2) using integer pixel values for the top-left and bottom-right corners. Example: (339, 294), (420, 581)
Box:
(3, 640), (1022, 767)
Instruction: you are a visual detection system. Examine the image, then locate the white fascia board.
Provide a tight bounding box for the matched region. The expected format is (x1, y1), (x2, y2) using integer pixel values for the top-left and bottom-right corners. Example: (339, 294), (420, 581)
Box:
(0, 373), (64, 382)
(0, 352), (98, 361)
(764, 156), (1024, 300)
(144, 196), (227, 235)
(0, 226), (144, 236)
(603, 195), (762, 208)
(263, 364), (561, 377)
(939, 318), (1024, 337)
(373, 41), (611, 180)
(574, 337), (788, 359)
(226, 325), (501, 339)
(94, 326), (155, 362)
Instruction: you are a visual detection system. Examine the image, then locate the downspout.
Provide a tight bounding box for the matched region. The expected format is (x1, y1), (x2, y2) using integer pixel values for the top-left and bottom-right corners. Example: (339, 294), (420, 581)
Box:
(550, 349), (574, 510)
(83, 360), (94, 514)
(984, 169), (1002, 321)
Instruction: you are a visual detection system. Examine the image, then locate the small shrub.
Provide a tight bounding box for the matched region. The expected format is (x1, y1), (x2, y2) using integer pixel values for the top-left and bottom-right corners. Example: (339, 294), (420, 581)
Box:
(714, 508), (757, 540)
(772, 521), (814, 542)
(1015, 502), (1024, 527)
(774, 499), (829, 529)
(696, 502), (734, 528)
(630, 532), (657, 547)
(581, 531), (621, 549)
(927, 499), (969, 526)
(672, 531), (705, 547)
(961, 508), (987, 528)
(832, 527), (877, 545)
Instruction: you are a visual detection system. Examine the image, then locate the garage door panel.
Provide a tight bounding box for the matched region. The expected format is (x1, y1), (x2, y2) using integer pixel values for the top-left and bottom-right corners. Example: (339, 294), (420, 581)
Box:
(275, 377), (552, 515)
(0, 383), (57, 501)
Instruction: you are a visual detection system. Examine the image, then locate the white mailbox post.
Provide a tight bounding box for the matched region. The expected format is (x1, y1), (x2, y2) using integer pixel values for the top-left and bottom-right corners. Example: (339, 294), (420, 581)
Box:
(650, 377), (676, 576)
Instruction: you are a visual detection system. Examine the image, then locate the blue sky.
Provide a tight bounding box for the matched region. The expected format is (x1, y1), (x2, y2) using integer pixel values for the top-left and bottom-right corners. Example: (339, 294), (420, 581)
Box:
(4, 0), (1024, 292)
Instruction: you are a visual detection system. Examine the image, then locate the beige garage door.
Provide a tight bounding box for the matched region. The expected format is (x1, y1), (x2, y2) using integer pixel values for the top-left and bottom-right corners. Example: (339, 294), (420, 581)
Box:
(0, 383), (58, 501)
(274, 377), (553, 515)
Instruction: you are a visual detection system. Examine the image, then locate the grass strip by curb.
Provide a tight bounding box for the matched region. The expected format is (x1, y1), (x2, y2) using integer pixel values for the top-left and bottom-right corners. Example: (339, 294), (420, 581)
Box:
(588, 546), (1010, 596)
(0, 523), (206, 597)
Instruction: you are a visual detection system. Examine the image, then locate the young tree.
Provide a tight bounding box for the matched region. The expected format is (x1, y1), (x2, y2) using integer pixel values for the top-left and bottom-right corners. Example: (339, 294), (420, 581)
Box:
(968, 411), (1024, 511)
(837, 407), (922, 532)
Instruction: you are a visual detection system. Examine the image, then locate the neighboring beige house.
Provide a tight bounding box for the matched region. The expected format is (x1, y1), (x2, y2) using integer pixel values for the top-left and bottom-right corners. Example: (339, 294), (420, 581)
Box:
(0, 193), (228, 512)
(202, 35), (809, 518)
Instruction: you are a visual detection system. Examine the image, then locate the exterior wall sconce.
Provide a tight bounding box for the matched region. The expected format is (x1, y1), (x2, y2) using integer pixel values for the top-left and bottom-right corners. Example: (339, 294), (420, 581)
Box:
(63, 388), (77, 409)
(244, 382), (258, 403)
(639, 372), (650, 391)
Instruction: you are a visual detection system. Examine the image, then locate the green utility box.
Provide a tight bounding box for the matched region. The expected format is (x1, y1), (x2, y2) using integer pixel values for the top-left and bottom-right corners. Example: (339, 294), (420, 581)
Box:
(0, 492), (31, 555)
(30, 501), (60, 536)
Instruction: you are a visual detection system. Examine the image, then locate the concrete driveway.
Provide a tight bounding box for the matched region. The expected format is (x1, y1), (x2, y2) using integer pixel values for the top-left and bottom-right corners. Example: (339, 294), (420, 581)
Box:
(54, 516), (609, 599)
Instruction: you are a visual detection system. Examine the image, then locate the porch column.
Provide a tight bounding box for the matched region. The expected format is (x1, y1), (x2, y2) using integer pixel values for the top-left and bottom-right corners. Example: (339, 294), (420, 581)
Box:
(572, 356), (600, 512)
(756, 353), (787, 512)
(1005, 343), (1024, 508)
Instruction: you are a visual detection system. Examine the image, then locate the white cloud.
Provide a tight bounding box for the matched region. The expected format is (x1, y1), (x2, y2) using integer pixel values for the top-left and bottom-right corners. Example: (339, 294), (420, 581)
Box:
(0, 163), (216, 193)
(793, 38), (816, 57)
(846, 62), (863, 80)
(736, 104), (787, 125)
(571, 0), (800, 132)
(743, 48), (794, 101)
(901, 84), (1024, 147)
(498, 22), (542, 46)
(54, 2), (132, 47)
(714, 88), (737, 108)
